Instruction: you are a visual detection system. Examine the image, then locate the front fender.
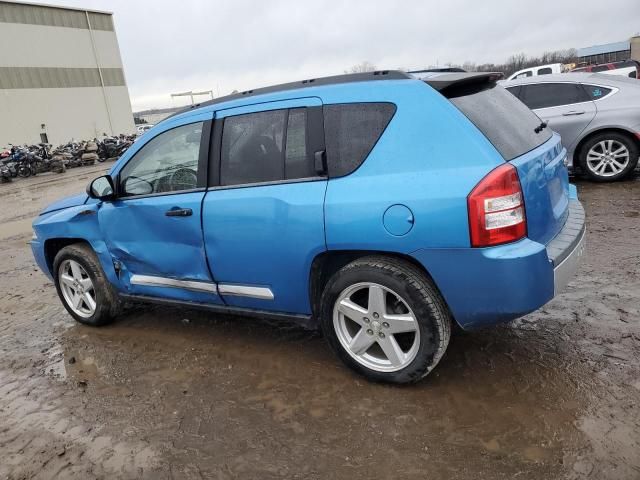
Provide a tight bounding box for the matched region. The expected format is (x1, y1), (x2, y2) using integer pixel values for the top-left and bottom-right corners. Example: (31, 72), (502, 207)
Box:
(32, 204), (120, 288)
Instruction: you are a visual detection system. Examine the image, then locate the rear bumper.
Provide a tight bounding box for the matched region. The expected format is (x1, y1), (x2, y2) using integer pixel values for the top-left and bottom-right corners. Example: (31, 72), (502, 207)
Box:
(411, 199), (585, 330)
(546, 200), (586, 295)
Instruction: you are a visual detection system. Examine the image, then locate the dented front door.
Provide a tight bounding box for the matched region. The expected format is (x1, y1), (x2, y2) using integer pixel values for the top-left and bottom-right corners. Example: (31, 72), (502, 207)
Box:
(98, 116), (221, 304)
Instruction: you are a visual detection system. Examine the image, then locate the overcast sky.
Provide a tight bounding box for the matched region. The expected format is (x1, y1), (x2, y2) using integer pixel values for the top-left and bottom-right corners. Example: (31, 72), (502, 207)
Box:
(47, 0), (640, 111)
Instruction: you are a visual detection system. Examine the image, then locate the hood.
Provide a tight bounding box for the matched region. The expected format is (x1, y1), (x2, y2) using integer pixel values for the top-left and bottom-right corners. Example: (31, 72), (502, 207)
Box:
(41, 193), (88, 215)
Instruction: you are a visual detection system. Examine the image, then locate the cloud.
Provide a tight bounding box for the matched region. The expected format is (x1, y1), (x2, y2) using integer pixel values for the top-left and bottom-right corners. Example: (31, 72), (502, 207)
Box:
(47, 0), (640, 110)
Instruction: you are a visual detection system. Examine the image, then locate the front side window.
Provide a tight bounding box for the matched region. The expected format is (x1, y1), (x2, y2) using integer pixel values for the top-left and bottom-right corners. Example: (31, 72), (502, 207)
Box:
(519, 83), (590, 110)
(220, 108), (314, 186)
(515, 71), (533, 79)
(119, 122), (203, 196)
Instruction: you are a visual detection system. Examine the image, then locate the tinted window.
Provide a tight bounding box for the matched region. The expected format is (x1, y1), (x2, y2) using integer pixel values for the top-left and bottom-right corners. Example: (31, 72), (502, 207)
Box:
(505, 86), (521, 98)
(583, 84), (612, 100)
(449, 84), (552, 161)
(120, 122), (202, 196)
(221, 110), (286, 185)
(519, 83), (590, 109)
(538, 67), (552, 75)
(285, 109), (314, 179)
(591, 65), (609, 72)
(323, 103), (396, 177)
(618, 60), (638, 69)
(220, 108), (314, 186)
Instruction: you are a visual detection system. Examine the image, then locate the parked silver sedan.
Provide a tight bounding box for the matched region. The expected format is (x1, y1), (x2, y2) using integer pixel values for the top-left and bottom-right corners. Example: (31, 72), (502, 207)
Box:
(502, 73), (640, 182)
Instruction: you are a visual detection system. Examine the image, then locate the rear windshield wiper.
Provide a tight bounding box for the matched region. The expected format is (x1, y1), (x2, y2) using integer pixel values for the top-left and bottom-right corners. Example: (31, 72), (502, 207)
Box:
(534, 121), (548, 134)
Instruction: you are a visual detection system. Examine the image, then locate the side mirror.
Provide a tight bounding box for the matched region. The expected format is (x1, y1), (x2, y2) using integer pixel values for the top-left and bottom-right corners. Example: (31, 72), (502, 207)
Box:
(86, 175), (115, 200)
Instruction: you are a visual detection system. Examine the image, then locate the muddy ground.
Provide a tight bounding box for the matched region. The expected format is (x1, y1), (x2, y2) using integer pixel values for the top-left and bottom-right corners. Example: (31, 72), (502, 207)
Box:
(0, 166), (638, 480)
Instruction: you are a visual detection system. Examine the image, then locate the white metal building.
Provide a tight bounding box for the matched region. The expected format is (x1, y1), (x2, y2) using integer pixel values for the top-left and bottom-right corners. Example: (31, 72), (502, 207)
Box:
(0, 1), (135, 146)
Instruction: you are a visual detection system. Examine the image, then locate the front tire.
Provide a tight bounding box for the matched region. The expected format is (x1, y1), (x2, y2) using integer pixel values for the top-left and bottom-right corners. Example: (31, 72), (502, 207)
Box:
(53, 243), (119, 326)
(579, 132), (639, 182)
(320, 256), (451, 384)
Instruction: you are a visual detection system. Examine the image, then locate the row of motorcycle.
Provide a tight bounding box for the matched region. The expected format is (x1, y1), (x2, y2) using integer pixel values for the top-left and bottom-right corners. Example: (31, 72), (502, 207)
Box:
(0, 134), (135, 183)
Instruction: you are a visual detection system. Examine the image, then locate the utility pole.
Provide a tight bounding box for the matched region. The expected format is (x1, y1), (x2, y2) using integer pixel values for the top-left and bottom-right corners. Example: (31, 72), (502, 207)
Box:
(170, 90), (214, 105)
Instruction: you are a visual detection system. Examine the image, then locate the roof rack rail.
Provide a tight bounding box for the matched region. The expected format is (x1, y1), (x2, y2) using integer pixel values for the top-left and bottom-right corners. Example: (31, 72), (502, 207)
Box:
(161, 70), (411, 123)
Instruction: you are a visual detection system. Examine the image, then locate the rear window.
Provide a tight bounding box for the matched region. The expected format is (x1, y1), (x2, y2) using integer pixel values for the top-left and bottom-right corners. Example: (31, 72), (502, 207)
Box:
(616, 60), (638, 69)
(448, 83), (552, 161)
(323, 103), (396, 177)
(583, 84), (612, 100)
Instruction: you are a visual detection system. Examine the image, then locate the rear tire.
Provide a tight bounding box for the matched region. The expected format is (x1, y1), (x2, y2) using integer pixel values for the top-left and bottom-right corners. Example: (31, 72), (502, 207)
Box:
(579, 132), (638, 182)
(320, 256), (451, 384)
(53, 243), (119, 326)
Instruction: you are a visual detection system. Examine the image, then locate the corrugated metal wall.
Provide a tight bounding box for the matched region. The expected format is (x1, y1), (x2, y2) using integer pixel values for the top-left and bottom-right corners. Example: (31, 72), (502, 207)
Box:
(0, 1), (113, 31)
(0, 2), (134, 143)
(0, 67), (125, 89)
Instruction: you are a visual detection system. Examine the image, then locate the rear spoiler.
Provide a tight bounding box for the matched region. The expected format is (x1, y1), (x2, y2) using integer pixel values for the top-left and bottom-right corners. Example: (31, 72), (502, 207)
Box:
(413, 72), (504, 94)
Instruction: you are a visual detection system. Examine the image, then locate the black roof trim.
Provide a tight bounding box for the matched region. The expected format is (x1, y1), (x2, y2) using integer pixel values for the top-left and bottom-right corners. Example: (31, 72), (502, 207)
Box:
(421, 72), (504, 93)
(162, 70), (411, 122)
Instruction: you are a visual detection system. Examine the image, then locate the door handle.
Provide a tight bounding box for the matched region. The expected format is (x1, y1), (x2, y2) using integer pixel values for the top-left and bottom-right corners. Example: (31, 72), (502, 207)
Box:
(165, 207), (192, 217)
(314, 150), (327, 175)
(562, 111), (585, 116)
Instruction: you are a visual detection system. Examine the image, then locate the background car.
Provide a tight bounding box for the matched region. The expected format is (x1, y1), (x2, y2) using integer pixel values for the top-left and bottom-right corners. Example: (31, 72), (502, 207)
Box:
(506, 63), (567, 80)
(136, 124), (154, 136)
(571, 60), (639, 79)
(502, 73), (640, 181)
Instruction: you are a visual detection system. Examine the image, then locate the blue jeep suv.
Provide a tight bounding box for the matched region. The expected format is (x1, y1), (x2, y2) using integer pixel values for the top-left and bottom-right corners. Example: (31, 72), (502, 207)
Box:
(31, 71), (585, 383)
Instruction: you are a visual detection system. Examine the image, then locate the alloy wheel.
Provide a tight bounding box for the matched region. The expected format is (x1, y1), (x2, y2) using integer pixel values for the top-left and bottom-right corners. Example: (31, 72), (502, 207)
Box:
(333, 282), (420, 372)
(586, 140), (630, 178)
(58, 259), (96, 318)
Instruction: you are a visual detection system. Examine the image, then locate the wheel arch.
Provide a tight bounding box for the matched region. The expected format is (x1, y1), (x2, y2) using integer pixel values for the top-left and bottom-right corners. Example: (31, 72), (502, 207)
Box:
(44, 238), (92, 276)
(308, 250), (455, 324)
(43, 237), (119, 290)
(573, 127), (640, 167)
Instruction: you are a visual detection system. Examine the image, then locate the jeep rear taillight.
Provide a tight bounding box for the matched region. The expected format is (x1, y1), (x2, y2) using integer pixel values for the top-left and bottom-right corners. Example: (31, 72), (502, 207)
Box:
(468, 164), (526, 247)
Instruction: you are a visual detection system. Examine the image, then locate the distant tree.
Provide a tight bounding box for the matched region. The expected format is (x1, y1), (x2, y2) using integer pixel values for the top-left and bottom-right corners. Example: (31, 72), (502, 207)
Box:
(346, 61), (377, 73)
(441, 48), (578, 77)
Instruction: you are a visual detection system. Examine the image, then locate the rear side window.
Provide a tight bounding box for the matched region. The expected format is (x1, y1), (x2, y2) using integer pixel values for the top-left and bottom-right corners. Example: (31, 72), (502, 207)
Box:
(591, 65), (609, 72)
(285, 109), (314, 179)
(583, 84), (612, 100)
(323, 103), (396, 177)
(448, 84), (552, 161)
(220, 108), (314, 186)
(538, 67), (552, 75)
(518, 83), (590, 109)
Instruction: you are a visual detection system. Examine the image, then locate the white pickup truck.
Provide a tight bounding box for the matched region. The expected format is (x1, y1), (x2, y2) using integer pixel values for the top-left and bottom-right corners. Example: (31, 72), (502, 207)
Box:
(507, 63), (566, 80)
